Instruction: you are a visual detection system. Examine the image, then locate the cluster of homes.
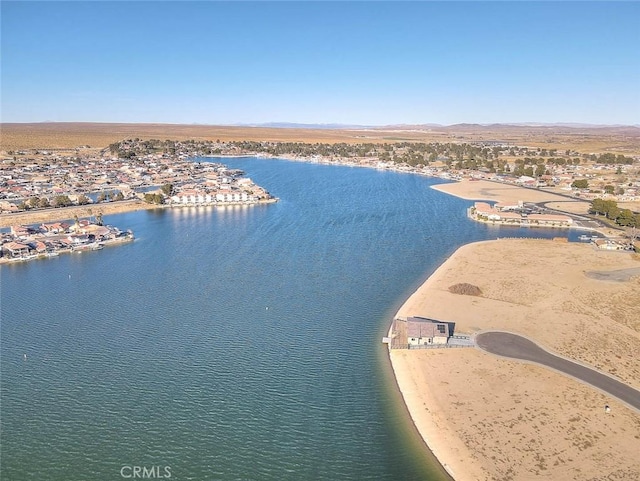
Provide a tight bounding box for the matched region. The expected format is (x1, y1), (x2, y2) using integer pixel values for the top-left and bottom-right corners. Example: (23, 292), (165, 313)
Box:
(2, 138), (638, 215)
(0, 147), (274, 213)
(471, 201), (574, 227)
(168, 177), (274, 206)
(1, 220), (133, 262)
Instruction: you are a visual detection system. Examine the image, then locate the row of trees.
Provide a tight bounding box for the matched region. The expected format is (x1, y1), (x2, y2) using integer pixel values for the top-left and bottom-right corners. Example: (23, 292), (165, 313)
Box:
(143, 193), (165, 205)
(141, 185), (173, 205)
(97, 191), (125, 202)
(18, 195), (73, 210)
(16, 191), (125, 211)
(590, 199), (640, 227)
(106, 138), (637, 175)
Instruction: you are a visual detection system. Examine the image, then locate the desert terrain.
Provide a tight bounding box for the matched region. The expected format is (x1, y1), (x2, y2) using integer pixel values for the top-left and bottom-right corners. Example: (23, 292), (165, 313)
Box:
(391, 238), (640, 480)
(3, 123), (639, 479)
(431, 179), (574, 205)
(2, 122), (639, 154)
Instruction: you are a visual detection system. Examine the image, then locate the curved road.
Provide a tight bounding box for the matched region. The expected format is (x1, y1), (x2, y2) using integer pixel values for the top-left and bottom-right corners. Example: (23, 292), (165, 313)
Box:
(476, 332), (640, 412)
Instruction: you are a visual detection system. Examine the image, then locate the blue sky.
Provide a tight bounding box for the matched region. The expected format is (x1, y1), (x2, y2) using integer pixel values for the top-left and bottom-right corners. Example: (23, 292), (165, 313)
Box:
(2, 1), (639, 125)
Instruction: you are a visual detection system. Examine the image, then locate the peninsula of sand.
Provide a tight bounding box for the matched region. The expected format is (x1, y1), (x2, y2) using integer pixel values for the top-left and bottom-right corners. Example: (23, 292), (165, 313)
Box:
(390, 184), (640, 480)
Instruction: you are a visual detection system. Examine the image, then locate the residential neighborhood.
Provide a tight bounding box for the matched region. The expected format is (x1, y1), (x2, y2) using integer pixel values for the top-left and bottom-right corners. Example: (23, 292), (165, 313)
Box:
(0, 218), (134, 263)
(0, 139), (276, 214)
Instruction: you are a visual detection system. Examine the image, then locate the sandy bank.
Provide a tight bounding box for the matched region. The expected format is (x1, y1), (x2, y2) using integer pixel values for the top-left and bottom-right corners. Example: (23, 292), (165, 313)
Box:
(0, 200), (158, 228)
(390, 239), (640, 480)
(433, 180), (628, 237)
(431, 179), (573, 205)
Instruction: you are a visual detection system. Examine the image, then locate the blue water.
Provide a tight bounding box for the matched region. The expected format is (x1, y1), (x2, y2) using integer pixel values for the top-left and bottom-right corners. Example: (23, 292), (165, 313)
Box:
(1, 158), (578, 480)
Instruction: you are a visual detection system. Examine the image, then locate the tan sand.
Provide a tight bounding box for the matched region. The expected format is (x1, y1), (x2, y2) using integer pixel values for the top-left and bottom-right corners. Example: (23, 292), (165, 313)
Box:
(0, 200), (158, 228)
(431, 180), (575, 205)
(544, 201), (591, 215)
(434, 180), (629, 237)
(390, 239), (640, 480)
(3, 122), (639, 153)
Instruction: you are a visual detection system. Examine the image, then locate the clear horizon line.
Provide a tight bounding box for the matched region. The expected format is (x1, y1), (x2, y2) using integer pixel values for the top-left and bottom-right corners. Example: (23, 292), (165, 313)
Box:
(1, 120), (639, 129)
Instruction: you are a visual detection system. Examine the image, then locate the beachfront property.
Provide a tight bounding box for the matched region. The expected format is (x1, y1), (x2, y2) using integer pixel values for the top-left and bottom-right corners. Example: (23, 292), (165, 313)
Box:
(1, 219), (133, 262)
(593, 238), (634, 251)
(387, 316), (466, 349)
(407, 317), (451, 346)
(471, 201), (573, 227)
(170, 189), (257, 206)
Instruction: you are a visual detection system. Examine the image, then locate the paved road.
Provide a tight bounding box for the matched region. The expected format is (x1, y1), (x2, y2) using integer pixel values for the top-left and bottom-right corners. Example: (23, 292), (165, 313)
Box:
(476, 332), (640, 412)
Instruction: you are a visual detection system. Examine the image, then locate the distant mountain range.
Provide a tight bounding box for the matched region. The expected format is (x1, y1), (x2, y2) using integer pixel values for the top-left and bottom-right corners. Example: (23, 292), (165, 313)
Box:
(236, 122), (640, 130)
(234, 122), (373, 130)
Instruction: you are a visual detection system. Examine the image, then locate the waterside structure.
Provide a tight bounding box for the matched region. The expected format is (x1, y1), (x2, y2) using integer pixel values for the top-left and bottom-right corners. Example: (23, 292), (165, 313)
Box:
(470, 201), (574, 228)
(1, 219), (133, 263)
(385, 316), (474, 350)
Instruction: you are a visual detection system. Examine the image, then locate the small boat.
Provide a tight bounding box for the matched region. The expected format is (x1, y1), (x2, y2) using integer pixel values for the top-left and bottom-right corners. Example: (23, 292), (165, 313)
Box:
(578, 235), (590, 241)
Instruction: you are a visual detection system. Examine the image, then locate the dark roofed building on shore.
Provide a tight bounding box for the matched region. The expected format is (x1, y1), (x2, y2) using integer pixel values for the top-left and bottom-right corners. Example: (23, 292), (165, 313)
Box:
(388, 316), (455, 349)
(406, 316), (452, 347)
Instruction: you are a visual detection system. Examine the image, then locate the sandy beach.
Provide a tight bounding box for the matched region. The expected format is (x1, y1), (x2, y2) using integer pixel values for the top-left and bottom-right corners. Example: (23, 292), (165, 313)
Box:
(389, 238), (640, 480)
(435, 180), (640, 217)
(391, 166), (640, 481)
(432, 179), (576, 205)
(432, 179), (631, 238)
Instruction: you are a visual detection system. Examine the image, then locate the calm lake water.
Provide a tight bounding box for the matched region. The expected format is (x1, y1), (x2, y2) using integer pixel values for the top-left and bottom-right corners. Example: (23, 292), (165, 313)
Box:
(1, 158), (582, 480)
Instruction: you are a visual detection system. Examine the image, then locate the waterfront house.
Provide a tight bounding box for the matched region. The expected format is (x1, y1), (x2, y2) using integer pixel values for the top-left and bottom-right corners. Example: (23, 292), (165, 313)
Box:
(406, 317), (452, 347)
(67, 233), (91, 246)
(594, 239), (630, 251)
(473, 202), (497, 217)
(41, 222), (70, 234)
(3, 241), (31, 258)
(10, 225), (32, 237)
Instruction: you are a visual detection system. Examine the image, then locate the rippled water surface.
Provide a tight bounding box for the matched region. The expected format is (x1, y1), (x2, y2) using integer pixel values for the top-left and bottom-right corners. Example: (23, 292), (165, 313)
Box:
(1, 158), (579, 480)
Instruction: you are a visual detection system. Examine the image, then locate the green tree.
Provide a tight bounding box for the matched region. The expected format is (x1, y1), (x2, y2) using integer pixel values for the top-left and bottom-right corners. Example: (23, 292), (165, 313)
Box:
(616, 209), (635, 226)
(53, 195), (72, 207)
(38, 197), (50, 208)
(603, 185), (615, 195)
(28, 197), (40, 209)
(607, 205), (621, 221)
(114, 191), (125, 201)
(143, 193), (165, 205)
(571, 179), (589, 189)
(77, 194), (90, 205)
(160, 184), (174, 196)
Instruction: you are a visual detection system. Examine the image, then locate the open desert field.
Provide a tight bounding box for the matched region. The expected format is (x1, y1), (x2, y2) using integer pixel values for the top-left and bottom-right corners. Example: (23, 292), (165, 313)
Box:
(391, 239), (640, 480)
(2, 122), (639, 154)
(431, 179), (573, 205)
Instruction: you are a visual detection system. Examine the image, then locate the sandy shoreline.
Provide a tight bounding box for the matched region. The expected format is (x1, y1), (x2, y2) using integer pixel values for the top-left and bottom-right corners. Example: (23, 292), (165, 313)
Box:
(432, 179), (628, 238)
(388, 238), (640, 480)
(0, 200), (158, 229)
